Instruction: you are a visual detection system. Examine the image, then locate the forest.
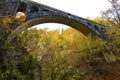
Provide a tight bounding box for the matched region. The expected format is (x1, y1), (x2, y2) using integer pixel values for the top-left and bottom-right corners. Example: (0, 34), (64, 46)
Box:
(0, 0), (120, 80)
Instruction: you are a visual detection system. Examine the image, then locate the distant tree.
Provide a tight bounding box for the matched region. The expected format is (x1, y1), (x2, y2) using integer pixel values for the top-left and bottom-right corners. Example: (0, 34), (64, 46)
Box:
(101, 0), (120, 27)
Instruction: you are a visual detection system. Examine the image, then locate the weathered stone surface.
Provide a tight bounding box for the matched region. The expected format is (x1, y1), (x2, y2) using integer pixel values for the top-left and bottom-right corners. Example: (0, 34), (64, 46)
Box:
(0, 0), (107, 41)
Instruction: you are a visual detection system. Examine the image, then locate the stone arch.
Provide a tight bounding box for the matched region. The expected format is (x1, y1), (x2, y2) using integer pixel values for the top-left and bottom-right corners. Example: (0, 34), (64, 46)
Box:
(30, 6), (39, 13)
(15, 2), (27, 19)
(7, 16), (101, 42)
(17, 2), (27, 12)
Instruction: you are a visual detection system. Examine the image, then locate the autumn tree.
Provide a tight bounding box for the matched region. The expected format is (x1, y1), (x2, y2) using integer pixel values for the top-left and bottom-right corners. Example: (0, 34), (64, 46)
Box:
(100, 0), (120, 55)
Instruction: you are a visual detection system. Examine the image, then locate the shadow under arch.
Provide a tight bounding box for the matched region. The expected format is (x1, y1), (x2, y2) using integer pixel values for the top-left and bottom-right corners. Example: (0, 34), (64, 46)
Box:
(7, 16), (102, 42)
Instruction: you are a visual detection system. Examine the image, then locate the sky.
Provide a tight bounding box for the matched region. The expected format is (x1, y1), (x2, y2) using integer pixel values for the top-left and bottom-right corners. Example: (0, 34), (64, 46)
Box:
(31, 0), (110, 30)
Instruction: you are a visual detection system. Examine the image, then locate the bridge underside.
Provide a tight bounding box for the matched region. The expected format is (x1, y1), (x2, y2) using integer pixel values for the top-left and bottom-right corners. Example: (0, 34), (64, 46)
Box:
(7, 16), (98, 42)
(0, 0), (107, 41)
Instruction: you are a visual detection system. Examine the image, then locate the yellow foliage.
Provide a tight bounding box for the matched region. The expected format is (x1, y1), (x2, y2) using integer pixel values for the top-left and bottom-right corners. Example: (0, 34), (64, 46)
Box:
(0, 14), (26, 33)
(3, 16), (13, 25)
(1, 16), (14, 33)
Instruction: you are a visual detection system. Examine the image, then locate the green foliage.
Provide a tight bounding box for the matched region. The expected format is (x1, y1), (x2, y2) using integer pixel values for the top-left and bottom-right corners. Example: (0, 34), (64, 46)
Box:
(93, 17), (120, 60)
(0, 10), (120, 79)
(18, 54), (37, 72)
(19, 26), (120, 80)
(0, 54), (37, 80)
(0, 16), (38, 80)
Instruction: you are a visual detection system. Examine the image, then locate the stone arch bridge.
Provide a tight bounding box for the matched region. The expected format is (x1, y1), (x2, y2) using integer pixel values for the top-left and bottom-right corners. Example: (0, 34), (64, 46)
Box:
(0, 0), (107, 41)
